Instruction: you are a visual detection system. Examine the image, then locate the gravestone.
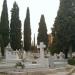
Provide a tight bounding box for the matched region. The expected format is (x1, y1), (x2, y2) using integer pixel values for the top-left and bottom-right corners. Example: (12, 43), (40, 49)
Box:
(16, 49), (24, 59)
(23, 51), (26, 59)
(48, 52), (68, 68)
(59, 52), (65, 59)
(37, 42), (47, 67)
(5, 50), (19, 62)
(54, 53), (58, 60)
(37, 42), (46, 60)
(48, 53), (54, 68)
(53, 52), (67, 68)
(53, 52), (65, 60)
(72, 52), (75, 57)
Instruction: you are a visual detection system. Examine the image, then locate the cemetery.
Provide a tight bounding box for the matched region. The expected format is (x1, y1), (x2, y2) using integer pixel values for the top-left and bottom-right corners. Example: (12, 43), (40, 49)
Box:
(0, 0), (75, 75)
(0, 42), (75, 75)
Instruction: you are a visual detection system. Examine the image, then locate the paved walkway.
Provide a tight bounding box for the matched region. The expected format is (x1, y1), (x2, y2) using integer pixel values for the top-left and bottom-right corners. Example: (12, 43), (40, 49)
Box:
(0, 65), (75, 75)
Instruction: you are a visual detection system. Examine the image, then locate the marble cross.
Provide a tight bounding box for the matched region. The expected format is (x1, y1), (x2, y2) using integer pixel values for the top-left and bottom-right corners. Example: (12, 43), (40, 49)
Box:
(37, 42), (46, 59)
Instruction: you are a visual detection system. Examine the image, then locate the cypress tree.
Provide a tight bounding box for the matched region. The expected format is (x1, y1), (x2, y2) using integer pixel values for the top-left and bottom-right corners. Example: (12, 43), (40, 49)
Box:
(37, 15), (48, 48)
(24, 7), (31, 52)
(52, 0), (75, 58)
(10, 2), (22, 50)
(0, 0), (9, 56)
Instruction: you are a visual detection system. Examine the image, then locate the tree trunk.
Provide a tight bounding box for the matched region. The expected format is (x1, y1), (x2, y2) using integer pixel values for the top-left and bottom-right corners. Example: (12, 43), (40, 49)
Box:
(64, 51), (68, 59)
(63, 48), (68, 59)
(0, 36), (5, 57)
(68, 45), (72, 59)
(1, 45), (4, 57)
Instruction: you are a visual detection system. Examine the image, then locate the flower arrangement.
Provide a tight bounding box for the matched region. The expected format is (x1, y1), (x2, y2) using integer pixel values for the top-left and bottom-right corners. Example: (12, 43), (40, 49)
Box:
(15, 62), (25, 69)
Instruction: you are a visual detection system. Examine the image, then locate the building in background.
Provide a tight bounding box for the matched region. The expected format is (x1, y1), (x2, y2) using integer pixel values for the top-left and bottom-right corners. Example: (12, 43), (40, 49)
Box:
(48, 33), (53, 48)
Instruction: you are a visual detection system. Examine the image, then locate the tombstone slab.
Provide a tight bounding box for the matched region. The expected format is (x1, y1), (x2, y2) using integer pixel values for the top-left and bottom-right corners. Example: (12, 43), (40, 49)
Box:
(37, 42), (46, 60)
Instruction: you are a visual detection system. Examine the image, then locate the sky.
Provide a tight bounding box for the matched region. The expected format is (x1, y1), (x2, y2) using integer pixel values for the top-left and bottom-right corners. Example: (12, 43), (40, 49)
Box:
(0, 0), (60, 43)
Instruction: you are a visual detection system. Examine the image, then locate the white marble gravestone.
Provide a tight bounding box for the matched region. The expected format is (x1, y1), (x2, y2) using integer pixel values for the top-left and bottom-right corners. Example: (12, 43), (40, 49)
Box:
(5, 50), (18, 62)
(53, 52), (67, 68)
(54, 53), (58, 60)
(49, 53), (54, 68)
(16, 49), (24, 59)
(59, 52), (65, 59)
(37, 42), (46, 60)
(37, 42), (46, 66)
(23, 51), (26, 59)
(5, 43), (18, 62)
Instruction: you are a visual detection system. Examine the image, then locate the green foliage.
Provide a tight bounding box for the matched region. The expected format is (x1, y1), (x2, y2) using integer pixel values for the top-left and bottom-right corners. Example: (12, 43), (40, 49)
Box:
(0, 35), (4, 56)
(37, 15), (48, 48)
(0, 0), (9, 56)
(52, 0), (75, 57)
(15, 62), (25, 69)
(24, 7), (31, 51)
(68, 58), (75, 65)
(10, 2), (22, 50)
(49, 47), (60, 55)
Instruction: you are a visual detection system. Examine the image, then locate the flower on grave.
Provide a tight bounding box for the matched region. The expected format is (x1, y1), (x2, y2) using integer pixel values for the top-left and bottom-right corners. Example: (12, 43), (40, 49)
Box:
(15, 61), (25, 69)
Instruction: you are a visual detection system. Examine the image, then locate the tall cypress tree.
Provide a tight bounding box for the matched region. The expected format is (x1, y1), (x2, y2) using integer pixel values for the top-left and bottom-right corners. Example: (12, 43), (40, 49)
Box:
(52, 0), (75, 58)
(24, 7), (31, 52)
(0, 0), (9, 56)
(37, 15), (48, 48)
(10, 2), (22, 50)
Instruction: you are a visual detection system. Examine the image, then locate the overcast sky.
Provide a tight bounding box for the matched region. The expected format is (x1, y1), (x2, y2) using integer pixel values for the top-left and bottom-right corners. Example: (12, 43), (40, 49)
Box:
(0, 0), (60, 42)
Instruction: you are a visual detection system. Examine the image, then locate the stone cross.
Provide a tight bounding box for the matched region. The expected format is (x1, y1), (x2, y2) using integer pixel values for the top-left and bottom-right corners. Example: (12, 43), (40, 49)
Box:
(37, 42), (46, 60)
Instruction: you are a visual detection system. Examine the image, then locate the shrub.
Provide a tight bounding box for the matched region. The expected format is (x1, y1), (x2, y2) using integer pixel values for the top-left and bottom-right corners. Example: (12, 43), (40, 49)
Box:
(15, 62), (25, 69)
(49, 47), (60, 55)
(68, 58), (75, 65)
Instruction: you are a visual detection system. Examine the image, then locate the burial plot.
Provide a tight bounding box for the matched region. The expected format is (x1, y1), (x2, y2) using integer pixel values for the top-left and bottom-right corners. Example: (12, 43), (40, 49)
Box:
(37, 42), (49, 68)
(37, 42), (46, 61)
(53, 52), (67, 68)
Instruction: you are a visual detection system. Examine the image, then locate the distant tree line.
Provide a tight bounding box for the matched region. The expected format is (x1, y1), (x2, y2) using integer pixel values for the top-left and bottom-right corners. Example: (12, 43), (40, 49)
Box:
(0, 0), (48, 56)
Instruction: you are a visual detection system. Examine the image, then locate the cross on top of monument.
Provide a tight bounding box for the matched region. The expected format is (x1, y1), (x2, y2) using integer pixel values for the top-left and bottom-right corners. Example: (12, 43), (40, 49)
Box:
(37, 42), (46, 50)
